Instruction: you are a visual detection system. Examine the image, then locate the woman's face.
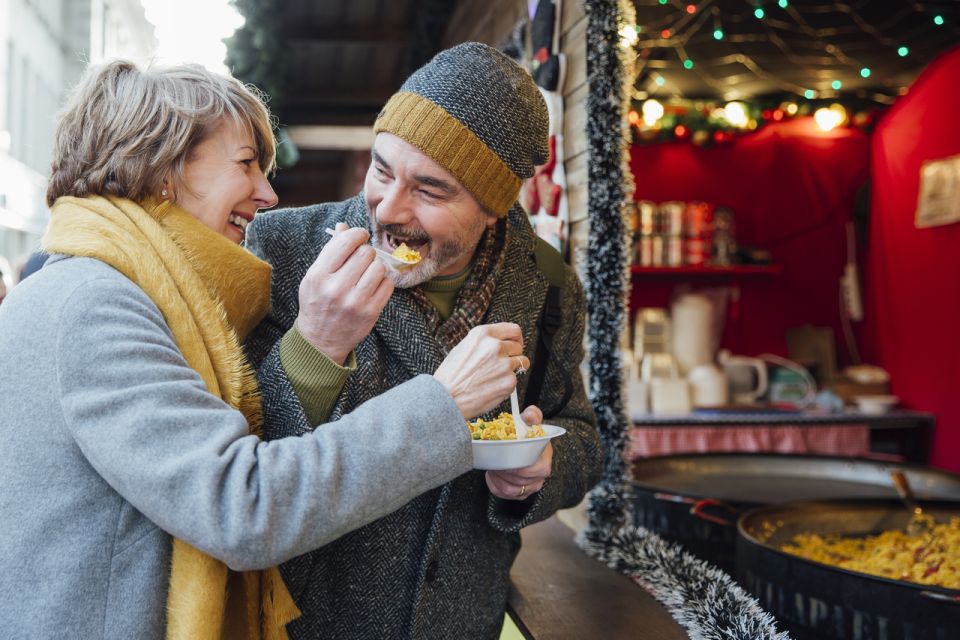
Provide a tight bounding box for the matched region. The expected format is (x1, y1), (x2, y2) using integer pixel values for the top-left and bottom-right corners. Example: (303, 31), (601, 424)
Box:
(173, 119), (277, 244)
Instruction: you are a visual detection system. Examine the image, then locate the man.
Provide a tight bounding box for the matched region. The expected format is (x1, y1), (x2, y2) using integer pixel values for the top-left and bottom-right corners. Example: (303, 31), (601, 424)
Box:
(245, 42), (602, 639)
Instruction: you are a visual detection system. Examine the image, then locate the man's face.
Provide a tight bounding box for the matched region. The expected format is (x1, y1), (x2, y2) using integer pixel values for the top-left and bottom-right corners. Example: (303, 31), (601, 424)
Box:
(365, 132), (497, 288)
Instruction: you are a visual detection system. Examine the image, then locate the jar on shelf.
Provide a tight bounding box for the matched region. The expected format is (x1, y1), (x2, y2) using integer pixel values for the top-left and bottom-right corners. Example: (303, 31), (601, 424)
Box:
(712, 207), (737, 265)
(659, 201), (684, 267)
(683, 201), (713, 266)
(635, 200), (657, 266)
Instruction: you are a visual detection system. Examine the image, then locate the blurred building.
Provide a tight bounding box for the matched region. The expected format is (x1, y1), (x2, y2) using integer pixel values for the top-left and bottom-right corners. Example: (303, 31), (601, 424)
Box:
(0, 0), (156, 284)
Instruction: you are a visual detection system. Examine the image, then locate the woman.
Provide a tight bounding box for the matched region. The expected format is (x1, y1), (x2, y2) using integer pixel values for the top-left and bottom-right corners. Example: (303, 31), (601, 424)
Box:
(0, 60), (529, 639)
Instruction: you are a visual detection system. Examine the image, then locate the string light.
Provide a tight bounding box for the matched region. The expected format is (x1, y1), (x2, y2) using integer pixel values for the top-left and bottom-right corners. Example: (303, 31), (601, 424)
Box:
(642, 99), (664, 126)
(813, 104), (848, 132)
(624, 0), (947, 143)
(620, 24), (639, 48)
(723, 101), (749, 127)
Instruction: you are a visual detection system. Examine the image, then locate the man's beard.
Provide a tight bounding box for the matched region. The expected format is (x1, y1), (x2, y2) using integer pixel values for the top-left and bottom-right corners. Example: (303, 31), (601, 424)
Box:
(370, 217), (487, 288)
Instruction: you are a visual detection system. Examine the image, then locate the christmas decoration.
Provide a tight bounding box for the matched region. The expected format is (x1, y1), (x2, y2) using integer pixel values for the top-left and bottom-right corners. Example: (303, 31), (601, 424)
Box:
(629, 96), (882, 146)
(580, 0), (634, 546)
(580, 526), (789, 640)
(623, 0), (959, 146)
(521, 0), (570, 253)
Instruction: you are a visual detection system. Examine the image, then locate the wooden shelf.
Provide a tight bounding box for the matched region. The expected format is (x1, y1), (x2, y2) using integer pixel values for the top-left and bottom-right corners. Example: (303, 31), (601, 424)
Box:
(630, 264), (781, 276)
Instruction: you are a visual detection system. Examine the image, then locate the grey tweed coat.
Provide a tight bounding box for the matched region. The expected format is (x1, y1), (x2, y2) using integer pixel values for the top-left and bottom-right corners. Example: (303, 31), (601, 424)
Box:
(245, 194), (603, 640)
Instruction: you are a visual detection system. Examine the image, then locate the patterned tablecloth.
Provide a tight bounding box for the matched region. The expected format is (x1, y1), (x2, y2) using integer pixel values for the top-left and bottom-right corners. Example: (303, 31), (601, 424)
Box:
(628, 423), (872, 459)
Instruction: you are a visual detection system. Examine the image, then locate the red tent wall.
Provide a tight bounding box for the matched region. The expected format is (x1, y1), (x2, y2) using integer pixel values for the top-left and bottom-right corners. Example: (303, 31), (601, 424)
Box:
(629, 118), (870, 361)
(864, 46), (960, 472)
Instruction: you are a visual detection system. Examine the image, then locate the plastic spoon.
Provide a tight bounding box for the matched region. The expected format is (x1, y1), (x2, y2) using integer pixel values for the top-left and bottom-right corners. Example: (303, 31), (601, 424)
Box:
(890, 471), (930, 535)
(510, 388), (529, 440)
(324, 228), (420, 271)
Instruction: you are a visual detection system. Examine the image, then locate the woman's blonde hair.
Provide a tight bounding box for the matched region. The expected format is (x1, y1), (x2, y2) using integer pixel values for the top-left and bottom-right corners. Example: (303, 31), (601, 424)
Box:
(46, 59), (277, 206)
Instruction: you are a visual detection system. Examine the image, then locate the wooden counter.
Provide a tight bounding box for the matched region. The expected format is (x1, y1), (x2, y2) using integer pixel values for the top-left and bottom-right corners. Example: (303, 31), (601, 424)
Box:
(507, 517), (687, 639)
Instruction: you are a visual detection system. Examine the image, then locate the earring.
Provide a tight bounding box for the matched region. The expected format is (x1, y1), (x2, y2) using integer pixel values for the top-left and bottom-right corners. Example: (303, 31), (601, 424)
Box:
(161, 189), (168, 198)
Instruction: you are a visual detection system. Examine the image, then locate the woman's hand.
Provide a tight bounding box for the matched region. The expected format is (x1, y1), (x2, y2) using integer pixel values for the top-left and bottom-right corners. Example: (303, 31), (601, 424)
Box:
(433, 323), (529, 420)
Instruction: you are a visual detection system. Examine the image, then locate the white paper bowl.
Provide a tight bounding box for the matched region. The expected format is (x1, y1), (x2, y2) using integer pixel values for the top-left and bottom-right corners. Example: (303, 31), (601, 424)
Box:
(471, 424), (566, 470)
(853, 394), (899, 415)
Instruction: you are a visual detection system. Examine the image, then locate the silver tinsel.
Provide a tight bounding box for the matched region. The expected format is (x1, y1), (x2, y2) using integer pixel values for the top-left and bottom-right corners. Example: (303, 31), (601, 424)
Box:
(581, 0), (633, 544)
(579, 525), (791, 640)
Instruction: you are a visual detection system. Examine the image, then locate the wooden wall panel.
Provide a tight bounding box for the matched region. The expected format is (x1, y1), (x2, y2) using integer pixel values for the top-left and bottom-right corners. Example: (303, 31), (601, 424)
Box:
(560, 4), (589, 270)
(563, 82), (589, 161)
(560, 15), (587, 94)
(443, 0), (526, 48)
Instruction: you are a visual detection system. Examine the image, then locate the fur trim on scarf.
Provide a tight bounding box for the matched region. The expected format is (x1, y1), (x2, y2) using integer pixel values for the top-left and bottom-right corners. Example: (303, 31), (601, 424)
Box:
(43, 195), (300, 640)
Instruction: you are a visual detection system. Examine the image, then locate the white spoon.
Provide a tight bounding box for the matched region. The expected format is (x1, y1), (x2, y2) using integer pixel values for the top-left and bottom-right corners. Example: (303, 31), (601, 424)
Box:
(510, 387), (530, 440)
(324, 228), (420, 271)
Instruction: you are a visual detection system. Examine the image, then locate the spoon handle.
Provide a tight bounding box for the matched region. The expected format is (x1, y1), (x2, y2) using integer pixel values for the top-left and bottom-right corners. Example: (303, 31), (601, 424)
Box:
(325, 227), (412, 271)
(510, 388), (529, 440)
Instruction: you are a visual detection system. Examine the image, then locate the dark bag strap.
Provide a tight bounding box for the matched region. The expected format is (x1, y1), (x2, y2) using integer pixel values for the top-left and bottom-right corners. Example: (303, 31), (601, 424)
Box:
(524, 238), (573, 416)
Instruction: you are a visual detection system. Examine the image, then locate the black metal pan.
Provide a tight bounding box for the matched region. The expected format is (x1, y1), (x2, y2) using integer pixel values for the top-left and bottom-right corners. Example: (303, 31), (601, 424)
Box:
(631, 454), (960, 573)
(737, 499), (960, 640)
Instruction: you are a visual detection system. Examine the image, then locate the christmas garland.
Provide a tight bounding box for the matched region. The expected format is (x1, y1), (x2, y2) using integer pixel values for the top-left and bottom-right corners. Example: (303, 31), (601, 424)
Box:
(581, 0), (633, 544)
(578, 2), (789, 637)
(579, 526), (791, 640)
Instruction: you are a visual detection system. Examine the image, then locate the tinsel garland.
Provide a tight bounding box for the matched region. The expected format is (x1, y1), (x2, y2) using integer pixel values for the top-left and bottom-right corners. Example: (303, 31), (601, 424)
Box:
(580, 526), (791, 640)
(580, 0), (633, 545)
(577, 2), (789, 637)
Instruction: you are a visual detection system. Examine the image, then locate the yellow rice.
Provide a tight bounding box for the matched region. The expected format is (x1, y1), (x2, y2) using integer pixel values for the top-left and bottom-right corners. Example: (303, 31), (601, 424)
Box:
(782, 515), (960, 589)
(391, 242), (421, 264)
(468, 412), (546, 441)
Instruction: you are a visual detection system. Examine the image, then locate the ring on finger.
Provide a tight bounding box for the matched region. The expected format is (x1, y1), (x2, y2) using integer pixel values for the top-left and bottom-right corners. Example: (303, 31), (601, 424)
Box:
(514, 356), (526, 376)
(518, 484), (527, 497)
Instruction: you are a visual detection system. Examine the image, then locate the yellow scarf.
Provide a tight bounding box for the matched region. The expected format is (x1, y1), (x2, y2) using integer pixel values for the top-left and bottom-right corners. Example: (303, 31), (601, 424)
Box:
(42, 195), (300, 640)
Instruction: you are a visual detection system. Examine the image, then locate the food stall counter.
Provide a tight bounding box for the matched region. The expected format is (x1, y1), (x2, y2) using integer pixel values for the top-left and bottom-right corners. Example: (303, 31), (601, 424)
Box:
(508, 517), (688, 639)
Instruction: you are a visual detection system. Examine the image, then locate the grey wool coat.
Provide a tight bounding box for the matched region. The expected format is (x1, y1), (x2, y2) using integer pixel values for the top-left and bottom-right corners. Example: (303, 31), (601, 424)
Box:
(0, 255), (474, 639)
(244, 194), (603, 640)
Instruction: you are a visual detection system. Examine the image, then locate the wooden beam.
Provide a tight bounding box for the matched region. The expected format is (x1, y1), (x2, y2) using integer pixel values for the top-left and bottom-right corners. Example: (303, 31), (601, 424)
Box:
(284, 89), (394, 108)
(287, 126), (375, 151)
(283, 26), (412, 44)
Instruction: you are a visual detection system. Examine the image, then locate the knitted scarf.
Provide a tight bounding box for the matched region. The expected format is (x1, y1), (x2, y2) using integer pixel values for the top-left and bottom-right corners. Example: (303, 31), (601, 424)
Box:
(42, 195), (300, 640)
(409, 218), (508, 350)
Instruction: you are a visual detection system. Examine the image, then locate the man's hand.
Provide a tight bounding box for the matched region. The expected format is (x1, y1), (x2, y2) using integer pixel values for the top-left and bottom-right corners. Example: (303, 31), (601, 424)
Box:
(485, 405), (552, 500)
(296, 223), (394, 364)
(433, 323), (529, 420)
